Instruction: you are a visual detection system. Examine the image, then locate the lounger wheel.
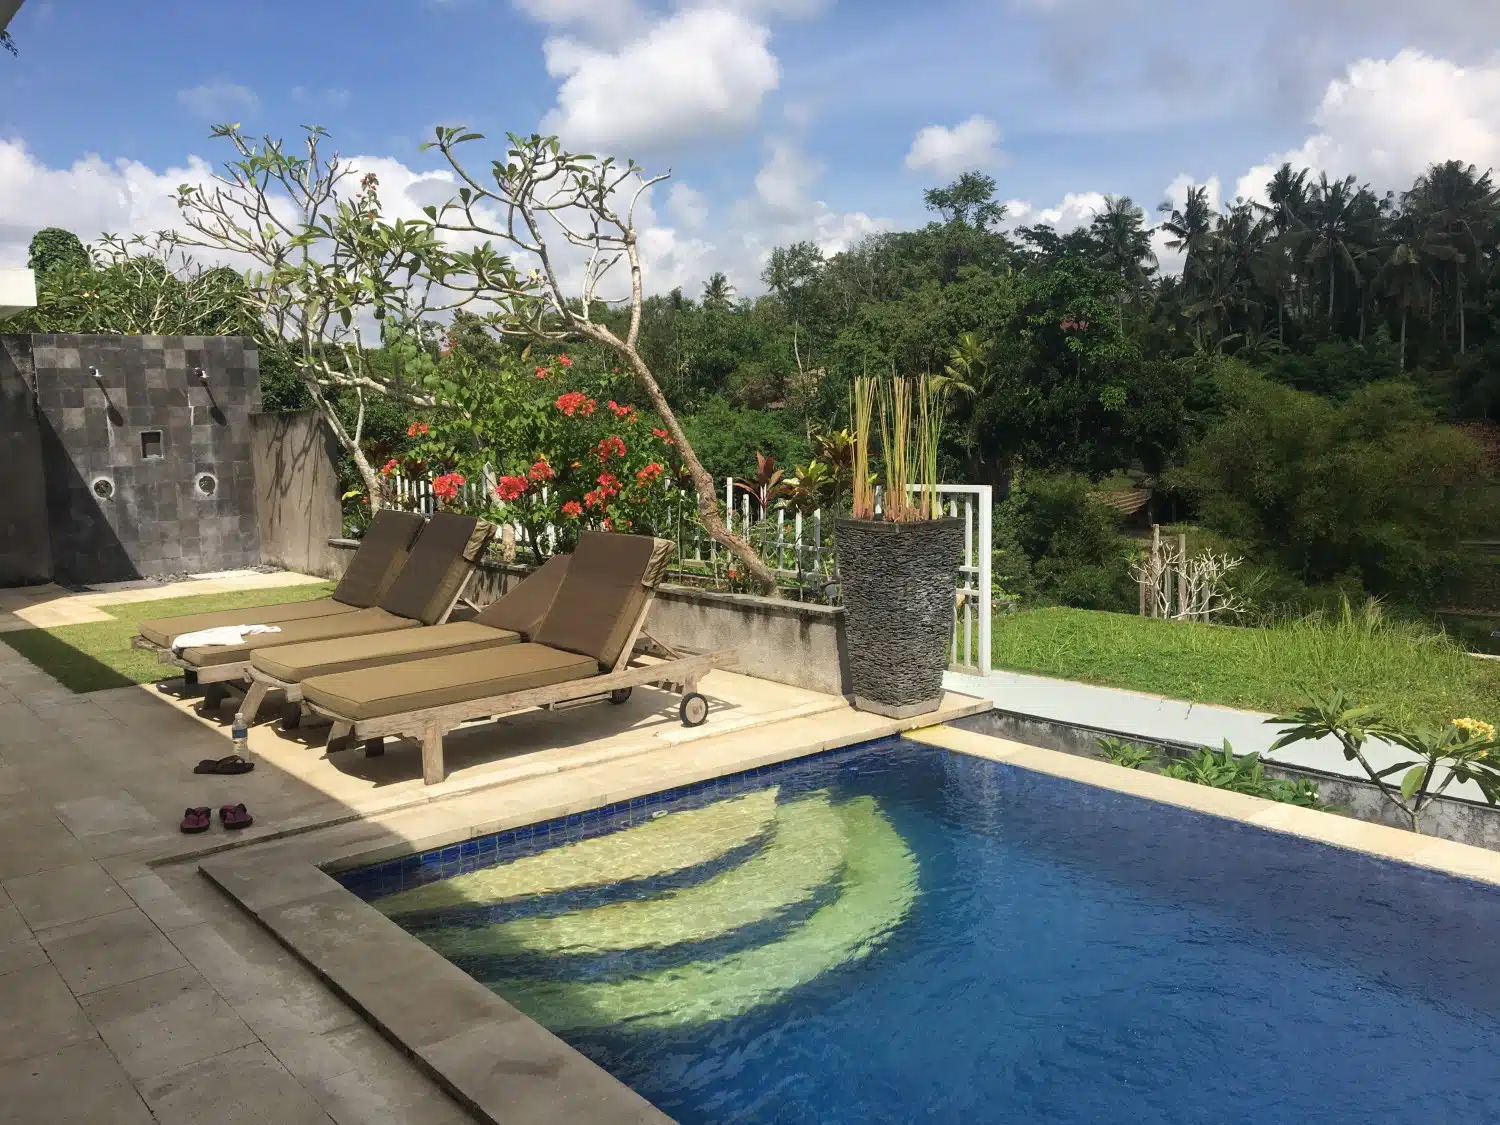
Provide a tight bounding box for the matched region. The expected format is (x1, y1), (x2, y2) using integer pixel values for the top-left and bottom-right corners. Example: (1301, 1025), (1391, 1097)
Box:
(679, 692), (708, 727)
(280, 703), (302, 731)
(609, 688), (633, 705)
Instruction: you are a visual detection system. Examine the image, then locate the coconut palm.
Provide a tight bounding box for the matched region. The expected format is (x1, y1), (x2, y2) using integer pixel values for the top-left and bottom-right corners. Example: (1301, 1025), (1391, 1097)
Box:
(1158, 185), (1216, 281)
(1372, 213), (1454, 370)
(701, 271), (735, 309)
(1404, 160), (1500, 354)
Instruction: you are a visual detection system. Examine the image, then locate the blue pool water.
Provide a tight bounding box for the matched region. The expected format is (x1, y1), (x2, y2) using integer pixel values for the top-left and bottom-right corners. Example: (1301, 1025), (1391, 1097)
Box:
(342, 739), (1500, 1124)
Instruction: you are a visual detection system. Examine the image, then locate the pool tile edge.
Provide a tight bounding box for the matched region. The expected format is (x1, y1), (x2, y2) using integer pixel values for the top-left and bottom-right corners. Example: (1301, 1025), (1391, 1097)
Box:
(908, 724), (1500, 887)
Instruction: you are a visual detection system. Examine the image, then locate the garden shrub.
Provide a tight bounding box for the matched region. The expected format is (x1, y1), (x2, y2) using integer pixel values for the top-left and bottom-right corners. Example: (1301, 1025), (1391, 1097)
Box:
(999, 472), (1136, 611)
(680, 396), (810, 482)
(1172, 368), (1493, 610)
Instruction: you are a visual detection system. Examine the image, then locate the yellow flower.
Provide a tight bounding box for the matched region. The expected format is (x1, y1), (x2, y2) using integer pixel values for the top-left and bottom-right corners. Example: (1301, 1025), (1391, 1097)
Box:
(1451, 717), (1496, 742)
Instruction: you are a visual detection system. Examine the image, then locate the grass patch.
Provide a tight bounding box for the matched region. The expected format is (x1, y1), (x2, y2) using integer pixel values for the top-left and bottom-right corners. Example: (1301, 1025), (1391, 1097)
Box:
(991, 602), (1500, 730)
(0, 583), (335, 693)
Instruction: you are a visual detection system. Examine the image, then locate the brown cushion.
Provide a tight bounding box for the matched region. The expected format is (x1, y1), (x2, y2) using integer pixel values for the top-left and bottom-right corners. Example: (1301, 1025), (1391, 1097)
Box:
(532, 532), (667, 669)
(251, 621), (520, 682)
(331, 509), (426, 608)
(181, 608), (418, 667)
(301, 643), (597, 721)
(138, 598), (356, 648)
(474, 556), (570, 638)
(378, 513), (494, 626)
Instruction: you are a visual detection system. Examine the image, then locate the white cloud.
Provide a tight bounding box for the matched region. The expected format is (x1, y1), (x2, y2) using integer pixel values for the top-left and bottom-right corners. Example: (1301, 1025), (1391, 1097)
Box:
(667, 183), (709, 229)
(1235, 49), (1500, 201)
(176, 80), (259, 120)
(1001, 190), (1108, 233)
(512, 0), (641, 35)
(904, 116), (1003, 177)
(539, 8), (779, 150)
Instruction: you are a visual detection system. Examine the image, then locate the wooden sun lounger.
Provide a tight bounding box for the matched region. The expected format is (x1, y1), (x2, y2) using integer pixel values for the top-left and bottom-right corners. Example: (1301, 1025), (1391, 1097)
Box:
(131, 512), (492, 713)
(297, 532), (738, 785)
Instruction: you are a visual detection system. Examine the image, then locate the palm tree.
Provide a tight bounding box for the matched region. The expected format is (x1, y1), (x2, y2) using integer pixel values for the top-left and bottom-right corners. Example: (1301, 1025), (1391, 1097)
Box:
(1089, 196), (1157, 327)
(1158, 185), (1215, 281)
(1256, 163), (1309, 333)
(1292, 173), (1381, 325)
(701, 271), (735, 309)
(1372, 213), (1453, 370)
(1404, 160), (1500, 354)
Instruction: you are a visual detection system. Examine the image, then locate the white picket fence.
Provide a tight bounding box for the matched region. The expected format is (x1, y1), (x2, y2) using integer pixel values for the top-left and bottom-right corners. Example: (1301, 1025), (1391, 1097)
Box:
(388, 472), (992, 674)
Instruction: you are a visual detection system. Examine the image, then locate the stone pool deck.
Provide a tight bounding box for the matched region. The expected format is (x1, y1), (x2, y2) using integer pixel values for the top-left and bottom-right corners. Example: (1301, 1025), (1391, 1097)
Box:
(944, 667), (1494, 804)
(0, 569), (326, 632)
(0, 577), (988, 1125)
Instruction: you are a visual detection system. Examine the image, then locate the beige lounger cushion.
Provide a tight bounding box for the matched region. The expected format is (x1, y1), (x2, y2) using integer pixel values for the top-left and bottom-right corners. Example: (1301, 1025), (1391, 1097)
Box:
(138, 598), (354, 648)
(532, 532), (671, 669)
(251, 621), (521, 683)
(302, 643), (597, 721)
(330, 509), (426, 608)
(182, 608), (420, 667)
(378, 513), (494, 626)
(474, 555), (570, 638)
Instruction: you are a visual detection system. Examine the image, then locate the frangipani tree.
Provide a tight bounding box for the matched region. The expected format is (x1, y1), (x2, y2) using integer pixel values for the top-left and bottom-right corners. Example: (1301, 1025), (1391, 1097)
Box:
(417, 128), (778, 594)
(172, 124), (468, 507)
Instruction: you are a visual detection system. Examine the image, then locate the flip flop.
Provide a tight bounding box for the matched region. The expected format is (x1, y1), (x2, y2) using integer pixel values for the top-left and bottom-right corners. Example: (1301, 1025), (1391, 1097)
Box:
(219, 803), (254, 830)
(180, 807), (212, 834)
(193, 755), (255, 775)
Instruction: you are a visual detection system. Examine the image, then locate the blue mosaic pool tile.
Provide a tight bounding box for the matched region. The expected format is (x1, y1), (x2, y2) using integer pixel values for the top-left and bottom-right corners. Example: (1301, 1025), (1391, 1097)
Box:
(337, 734), (906, 895)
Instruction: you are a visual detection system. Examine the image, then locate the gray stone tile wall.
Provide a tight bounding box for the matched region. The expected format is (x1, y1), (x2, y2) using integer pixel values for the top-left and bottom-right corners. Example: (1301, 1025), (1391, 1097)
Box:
(21, 334), (262, 584)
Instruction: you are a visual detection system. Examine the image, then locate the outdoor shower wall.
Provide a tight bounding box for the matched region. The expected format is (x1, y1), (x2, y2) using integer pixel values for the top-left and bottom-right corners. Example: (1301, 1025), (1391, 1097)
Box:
(0, 337), (52, 585)
(6, 334), (263, 584)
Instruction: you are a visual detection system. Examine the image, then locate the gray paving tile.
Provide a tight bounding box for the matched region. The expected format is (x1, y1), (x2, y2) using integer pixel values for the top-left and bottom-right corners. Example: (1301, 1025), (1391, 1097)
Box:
(259, 1019), (402, 1086)
(0, 1040), (154, 1125)
(3, 861), (133, 931)
(119, 872), (203, 931)
(308, 1059), (469, 1125)
(0, 818), (92, 882)
(0, 900), (48, 978)
(139, 1043), (336, 1125)
(0, 963), (97, 1063)
(80, 964), (258, 1081)
(38, 906), (187, 995)
(53, 791), (157, 838)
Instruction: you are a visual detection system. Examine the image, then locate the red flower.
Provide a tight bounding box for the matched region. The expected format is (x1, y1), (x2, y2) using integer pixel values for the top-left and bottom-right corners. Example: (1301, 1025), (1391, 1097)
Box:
(380, 459), (399, 477)
(561, 500), (583, 518)
(558, 353), (573, 368)
(651, 427), (669, 439)
(636, 461), (664, 485)
(431, 472), (465, 503)
(601, 517), (612, 531)
(596, 435), (627, 461)
(555, 391), (588, 416)
(584, 489), (604, 510)
(607, 400), (636, 420)
(535, 365), (550, 379)
(527, 459), (554, 483)
(494, 475), (528, 503)
(597, 471), (621, 497)
(407, 421), (430, 438)
(582, 397), (596, 416)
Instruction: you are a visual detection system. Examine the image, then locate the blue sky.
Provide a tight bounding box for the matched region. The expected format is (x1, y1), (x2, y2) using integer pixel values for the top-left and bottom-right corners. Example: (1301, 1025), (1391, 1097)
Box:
(3, 0), (1499, 289)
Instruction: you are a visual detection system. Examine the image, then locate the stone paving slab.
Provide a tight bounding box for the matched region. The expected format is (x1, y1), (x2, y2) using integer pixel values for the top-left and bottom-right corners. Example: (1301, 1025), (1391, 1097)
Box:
(945, 667), (1491, 801)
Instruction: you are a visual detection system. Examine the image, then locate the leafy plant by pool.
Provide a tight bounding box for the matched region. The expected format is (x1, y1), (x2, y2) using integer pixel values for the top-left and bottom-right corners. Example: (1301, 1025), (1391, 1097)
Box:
(1095, 736), (1325, 807)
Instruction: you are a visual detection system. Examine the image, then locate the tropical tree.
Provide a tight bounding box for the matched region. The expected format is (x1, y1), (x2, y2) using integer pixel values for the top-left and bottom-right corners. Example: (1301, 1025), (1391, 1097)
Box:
(701, 271), (735, 309)
(418, 127), (780, 593)
(1404, 160), (1500, 355)
(1158, 185), (1216, 280)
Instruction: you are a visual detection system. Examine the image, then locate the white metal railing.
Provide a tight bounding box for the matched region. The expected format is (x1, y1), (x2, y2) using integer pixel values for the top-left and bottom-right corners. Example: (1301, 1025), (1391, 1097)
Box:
(387, 471), (991, 673)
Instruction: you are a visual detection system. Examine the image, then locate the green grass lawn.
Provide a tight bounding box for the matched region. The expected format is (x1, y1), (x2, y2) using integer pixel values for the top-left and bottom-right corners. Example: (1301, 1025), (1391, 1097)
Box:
(0, 583), (335, 693)
(991, 605), (1500, 730)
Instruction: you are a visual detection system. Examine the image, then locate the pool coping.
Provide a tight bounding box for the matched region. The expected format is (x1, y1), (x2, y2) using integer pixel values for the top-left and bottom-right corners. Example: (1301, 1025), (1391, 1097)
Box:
(910, 725), (1500, 887)
(195, 694), (993, 1125)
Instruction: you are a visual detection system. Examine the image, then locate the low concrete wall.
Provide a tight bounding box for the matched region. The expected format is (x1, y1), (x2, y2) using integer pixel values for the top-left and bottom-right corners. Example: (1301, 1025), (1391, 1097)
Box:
(328, 541), (850, 695)
(954, 708), (1500, 852)
(251, 410), (343, 579)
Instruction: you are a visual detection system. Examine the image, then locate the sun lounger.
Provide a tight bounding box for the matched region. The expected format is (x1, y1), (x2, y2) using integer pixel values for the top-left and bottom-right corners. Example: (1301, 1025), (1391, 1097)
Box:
(132, 512), (494, 706)
(238, 554), (571, 728)
(134, 509), (426, 659)
(299, 531), (737, 785)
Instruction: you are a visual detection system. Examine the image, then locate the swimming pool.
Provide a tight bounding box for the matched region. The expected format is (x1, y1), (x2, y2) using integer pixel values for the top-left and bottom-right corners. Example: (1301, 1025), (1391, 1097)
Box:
(341, 738), (1500, 1124)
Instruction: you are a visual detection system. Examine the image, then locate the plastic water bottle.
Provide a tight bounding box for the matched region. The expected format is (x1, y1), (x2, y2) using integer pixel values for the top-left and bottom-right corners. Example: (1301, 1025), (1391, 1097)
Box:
(232, 712), (250, 758)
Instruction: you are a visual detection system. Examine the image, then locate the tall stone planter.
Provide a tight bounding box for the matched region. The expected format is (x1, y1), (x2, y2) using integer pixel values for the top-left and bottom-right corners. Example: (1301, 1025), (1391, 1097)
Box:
(835, 517), (964, 718)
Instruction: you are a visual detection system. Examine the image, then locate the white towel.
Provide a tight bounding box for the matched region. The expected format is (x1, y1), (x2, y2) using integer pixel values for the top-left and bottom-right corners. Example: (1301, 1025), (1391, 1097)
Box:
(171, 624), (282, 652)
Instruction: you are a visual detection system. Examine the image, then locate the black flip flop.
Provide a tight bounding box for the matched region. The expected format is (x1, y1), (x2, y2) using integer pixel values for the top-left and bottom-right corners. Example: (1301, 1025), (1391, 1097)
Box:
(193, 755), (255, 775)
(219, 803), (254, 830)
(180, 807), (212, 834)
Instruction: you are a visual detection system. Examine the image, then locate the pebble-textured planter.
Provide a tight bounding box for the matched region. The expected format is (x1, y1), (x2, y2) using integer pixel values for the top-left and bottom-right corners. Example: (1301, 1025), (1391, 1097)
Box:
(835, 516), (964, 718)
